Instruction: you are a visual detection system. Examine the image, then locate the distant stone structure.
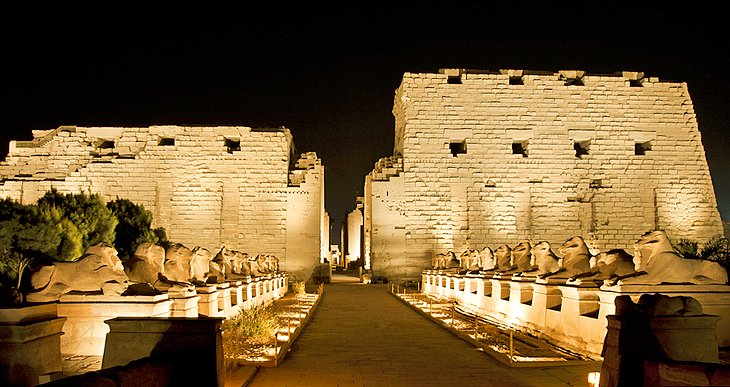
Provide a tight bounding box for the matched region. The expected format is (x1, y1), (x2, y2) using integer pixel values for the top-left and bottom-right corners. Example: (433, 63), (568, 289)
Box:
(0, 125), (326, 281)
(343, 196), (364, 268)
(365, 69), (723, 280)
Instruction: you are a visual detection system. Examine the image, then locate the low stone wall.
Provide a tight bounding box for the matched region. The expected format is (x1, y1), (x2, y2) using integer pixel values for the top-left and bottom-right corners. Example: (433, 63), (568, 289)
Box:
(58, 274), (288, 357)
(421, 271), (730, 358)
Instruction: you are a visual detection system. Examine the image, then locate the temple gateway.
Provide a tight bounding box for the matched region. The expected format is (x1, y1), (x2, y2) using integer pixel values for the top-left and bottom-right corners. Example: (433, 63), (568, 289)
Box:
(361, 69), (723, 280)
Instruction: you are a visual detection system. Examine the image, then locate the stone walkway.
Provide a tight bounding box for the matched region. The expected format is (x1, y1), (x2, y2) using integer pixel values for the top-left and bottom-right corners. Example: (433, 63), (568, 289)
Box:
(249, 283), (600, 386)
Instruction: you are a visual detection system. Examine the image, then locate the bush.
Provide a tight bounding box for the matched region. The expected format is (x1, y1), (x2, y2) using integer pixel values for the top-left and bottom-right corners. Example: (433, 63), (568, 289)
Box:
(37, 189), (117, 259)
(674, 235), (730, 274)
(107, 198), (169, 260)
(0, 199), (69, 294)
(292, 281), (306, 295)
(222, 305), (280, 358)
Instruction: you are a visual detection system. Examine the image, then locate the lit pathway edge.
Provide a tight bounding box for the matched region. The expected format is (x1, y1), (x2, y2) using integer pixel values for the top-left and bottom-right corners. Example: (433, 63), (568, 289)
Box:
(226, 284), (324, 386)
(389, 284), (602, 369)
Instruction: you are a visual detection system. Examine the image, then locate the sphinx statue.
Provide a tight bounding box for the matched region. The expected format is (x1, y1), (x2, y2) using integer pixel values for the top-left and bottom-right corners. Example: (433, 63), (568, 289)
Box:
(568, 248), (636, 285)
(479, 246), (495, 271)
(558, 236), (593, 280)
(164, 244), (195, 284)
(124, 242), (165, 286)
(511, 241), (536, 276)
(210, 247), (234, 281)
(615, 294), (704, 318)
(231, 250), (252, 277)
(431, 253), (441, 270)
(250, 254), (279, 275)
(28, 242), (129, 302)
(190, 246), (213, 286)
(532, 241), (563, 279)
(432, 252), (450, 270)
(459, 248), (480, 273)
(610, 230), (728, 286)
(494, 245), (513, 272)
(435, 251), (461, 274)
(124, 242), (194, 292)
(209, 247), (253, 281)
(264, 254), (280, 273)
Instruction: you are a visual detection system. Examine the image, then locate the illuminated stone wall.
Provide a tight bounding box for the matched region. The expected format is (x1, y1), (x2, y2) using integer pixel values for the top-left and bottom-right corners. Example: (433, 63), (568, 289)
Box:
(368, 69), (723, 280)
(345, 198), (364, 264)
(364, 156), (408, 277)
(0, 126), (325, 281)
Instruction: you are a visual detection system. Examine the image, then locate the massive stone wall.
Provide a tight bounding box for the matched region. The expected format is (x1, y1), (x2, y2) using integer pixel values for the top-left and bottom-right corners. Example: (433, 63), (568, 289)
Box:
(367, 69), (723, 280)
(0, 125), (325, 281)
(345, 198), (364, 264)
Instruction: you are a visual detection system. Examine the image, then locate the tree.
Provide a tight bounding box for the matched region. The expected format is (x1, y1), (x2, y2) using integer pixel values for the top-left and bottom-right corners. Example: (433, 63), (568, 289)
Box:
(0, 199), (77, 302)
(107, 198), (169, 260)
(36, 189), (117, 259)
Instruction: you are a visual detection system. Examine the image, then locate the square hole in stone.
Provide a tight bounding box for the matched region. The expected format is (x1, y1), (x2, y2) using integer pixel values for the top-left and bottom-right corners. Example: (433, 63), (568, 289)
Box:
(447, 75), (462, 84)
(509, 76), (524, 85)
(635, 141), (651, 155)
(512, 141), (528, 157)
(158, 137), (175, 146)
(564, 77), (584, 86)
(449, 141), (466, 156)
(97, 140), (115, 149)
(574, 140), (590, 158)
(226, 138), (241, 153)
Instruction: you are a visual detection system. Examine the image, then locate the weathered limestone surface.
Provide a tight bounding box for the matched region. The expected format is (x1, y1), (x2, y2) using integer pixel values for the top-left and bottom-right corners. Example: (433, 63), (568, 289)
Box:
(345, 197), (364, 264)
(368, 69), (723, 280)
(0, 304), (66, 386)
(0, 126), (325, 281)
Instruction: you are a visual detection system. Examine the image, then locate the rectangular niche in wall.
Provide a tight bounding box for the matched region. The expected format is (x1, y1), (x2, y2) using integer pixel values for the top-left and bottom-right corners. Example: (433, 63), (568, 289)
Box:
(225, 138), (241, 153)
(635, 141), (652, 155)
(158, 137), (175, 146)
(96, 140), (115, 149)
(512, 140), (528, 157)
(447, 75), (462, 84)
(449, 140), (467, 157)
(574, 140), (590, 158)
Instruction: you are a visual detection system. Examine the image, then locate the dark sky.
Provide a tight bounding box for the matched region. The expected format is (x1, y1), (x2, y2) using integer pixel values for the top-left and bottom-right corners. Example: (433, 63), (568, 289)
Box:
(2, 6), (729, 242)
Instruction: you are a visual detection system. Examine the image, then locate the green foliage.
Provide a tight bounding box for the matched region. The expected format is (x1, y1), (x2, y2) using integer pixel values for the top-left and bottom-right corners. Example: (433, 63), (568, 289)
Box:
(37, 189), (117, 259)
(674, 235), (730, 274)
(222, 305), (280, 358)
(0, 199), (67, 291)
(107, 198), (162, 260)
(153, 227), (172, 250)
(674, 239), (700, 260)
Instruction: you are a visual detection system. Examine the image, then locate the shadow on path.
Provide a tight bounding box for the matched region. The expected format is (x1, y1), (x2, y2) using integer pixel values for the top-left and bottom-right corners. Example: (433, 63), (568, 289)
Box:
(249, 283), (599, 387)
(330, 269), (361, 284)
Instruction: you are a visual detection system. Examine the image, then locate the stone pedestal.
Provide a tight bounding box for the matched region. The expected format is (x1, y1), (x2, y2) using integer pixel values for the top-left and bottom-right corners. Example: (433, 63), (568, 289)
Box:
(489, 278), (511, 313)
(168, 289), (200, 318)
(599, 283), (730, 347)
(196, 286), (221, 317)
(103, 317), (224, 387)
(216, 283), (232, 318)
(229, 281), (244, 307)
(0, 303), (66, 386)
(600, 314), (721, 387)
(57, 293), (172, 356)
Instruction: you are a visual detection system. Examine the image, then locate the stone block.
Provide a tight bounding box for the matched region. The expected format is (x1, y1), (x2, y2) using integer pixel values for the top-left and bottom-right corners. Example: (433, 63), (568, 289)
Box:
(57, 294), (172, 356)
(0, 304), (66, 387)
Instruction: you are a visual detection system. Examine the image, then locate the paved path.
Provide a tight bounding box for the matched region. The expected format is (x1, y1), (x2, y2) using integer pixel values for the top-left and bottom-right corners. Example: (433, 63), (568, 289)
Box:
(249, 283), (600, 386)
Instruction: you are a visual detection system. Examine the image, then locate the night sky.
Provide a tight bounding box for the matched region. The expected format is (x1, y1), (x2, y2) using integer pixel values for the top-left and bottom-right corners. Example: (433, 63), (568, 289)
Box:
(2, 6), (729, 242)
